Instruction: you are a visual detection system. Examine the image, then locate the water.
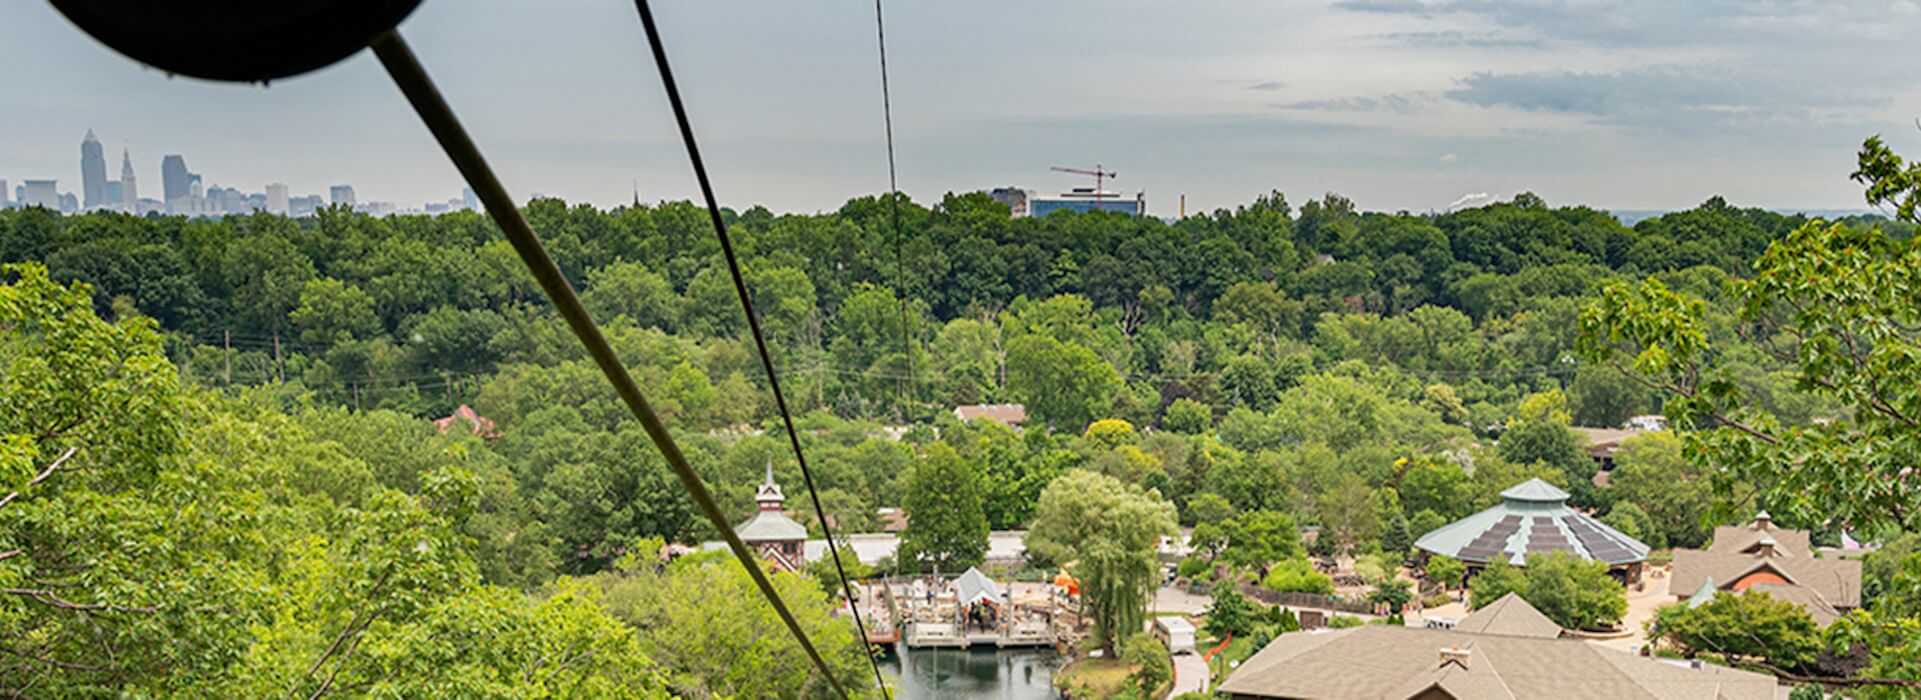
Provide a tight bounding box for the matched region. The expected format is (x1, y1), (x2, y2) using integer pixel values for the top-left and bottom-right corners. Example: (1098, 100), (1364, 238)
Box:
(883, 644), (1062, 699)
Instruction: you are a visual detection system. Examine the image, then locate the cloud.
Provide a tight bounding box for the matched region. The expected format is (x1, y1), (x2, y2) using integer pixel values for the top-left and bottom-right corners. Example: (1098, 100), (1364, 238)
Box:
(1272, 94), (1422, 113)
(1439, 153), (1458, 162)
(1366, 30), (1541, 49)
(1247, 81), (1286, 91)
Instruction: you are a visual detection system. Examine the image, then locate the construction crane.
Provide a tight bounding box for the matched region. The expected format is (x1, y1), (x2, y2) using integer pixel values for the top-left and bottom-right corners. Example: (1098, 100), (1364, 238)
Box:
(1050, 164), (1116, 211)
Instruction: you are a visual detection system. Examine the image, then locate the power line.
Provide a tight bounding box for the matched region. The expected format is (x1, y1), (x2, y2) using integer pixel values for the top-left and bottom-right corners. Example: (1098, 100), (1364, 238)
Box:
(365, 29), (856, 700)
(873, 0), (915, 415)
(627, 2), (884, 698)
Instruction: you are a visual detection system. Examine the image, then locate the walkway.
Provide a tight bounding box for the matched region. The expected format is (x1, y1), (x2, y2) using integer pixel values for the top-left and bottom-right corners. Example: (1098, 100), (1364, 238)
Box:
(1171, 651), (1208, 696)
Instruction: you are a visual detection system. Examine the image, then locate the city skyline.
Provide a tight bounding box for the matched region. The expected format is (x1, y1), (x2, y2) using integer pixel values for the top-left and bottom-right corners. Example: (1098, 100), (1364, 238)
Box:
(3, 128), (474, 216)
(4, 2), (1919, 215)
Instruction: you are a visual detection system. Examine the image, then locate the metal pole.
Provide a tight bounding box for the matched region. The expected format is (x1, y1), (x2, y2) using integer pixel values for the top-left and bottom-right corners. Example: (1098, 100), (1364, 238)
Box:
(366, 29), (854, 700)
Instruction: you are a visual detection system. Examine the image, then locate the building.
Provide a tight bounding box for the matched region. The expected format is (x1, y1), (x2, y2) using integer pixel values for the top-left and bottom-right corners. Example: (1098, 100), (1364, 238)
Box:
(1572, 426), (1641, 473)
(433, 404), (499, 440)
(1217, 593), (1777, 699)
(265, 183), (289, 215)
(119, 149), (138, 211)
(21, 180), (61, 209)
(290, 194), (324, 217)
(462, 187), (478, 211)
(1669, 512), (1861, 626)
(737, 463), (810, 572)
(0, 179), (9, 207)
(988, 187), (1032, 218)
(953, 403), (1026, 428)
(1414, 478), (1650, 585)
(330, 185), (356, 208)
(160, 155), (191, 202)
(1028, 188), (1145, 218)
(80, 130), (108, 209)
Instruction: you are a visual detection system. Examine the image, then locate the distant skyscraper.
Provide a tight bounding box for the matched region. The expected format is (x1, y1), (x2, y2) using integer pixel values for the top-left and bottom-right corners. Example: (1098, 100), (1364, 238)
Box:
(105, 181), (122, 204)
(330, 185), (356, 207)
(290, 194), (323, 217)
(80, 130), (108, 209)
(161, 155), (191, 202)
(462, 187), (477, 211)
(119, 149), (138, 210)
(22, 180), (60, 208)
(265, 183), (289, 215)
(0, 179), (9, 206)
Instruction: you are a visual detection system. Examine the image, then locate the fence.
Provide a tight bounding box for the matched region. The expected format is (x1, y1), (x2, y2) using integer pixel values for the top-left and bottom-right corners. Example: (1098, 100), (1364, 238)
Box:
(1236, 583), (1374, 614)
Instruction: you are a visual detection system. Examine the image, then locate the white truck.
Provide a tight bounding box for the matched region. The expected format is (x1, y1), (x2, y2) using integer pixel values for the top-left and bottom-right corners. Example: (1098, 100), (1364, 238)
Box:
(1154, 615), (1197, 655)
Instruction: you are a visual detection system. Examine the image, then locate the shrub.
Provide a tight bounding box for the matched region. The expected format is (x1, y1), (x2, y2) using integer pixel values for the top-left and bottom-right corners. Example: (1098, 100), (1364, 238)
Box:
(1123, 632), (1171, 693)
(1261, 558), (1333, 594)
(1327, 615), (1363, 629)
(1177, 555), (1208, 580)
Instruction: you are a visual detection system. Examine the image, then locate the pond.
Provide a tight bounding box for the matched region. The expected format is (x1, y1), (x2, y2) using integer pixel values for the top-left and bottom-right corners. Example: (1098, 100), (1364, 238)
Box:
(883, 644), (1062, 699)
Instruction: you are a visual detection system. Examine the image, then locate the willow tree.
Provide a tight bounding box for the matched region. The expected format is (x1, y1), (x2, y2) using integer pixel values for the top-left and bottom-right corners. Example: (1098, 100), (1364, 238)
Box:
(1025, 469), (1177, 654)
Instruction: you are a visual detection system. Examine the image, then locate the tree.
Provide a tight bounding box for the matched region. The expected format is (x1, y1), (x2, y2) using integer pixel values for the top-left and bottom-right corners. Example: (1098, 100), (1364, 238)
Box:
(599, 555), (882, 699)
(1026, 469), (1178, 655)
(1600, 502), (1661, 549)
(1317, 473), (1379, 554)
(1083, 418), (1138, 448)
(1521, 552), (1627, 630)
(583, 260), (679, 331)
(1470, 553), (1626, 630)
(1653, 591), (1822, 671)
(1123, 631), (1172, 694)
(1468, 559), (1529, 610)
(1421, 384), (1469, 425)
(1369, 579), (1414, 612)
(1005, 334), (1120, 431)
(1162, 397), (1213, 434)
(1426, 555), (1465, 591)
(1220, 510), (1303, 574)
(1607, 431), (1712, 548)
(804, 544), (874, 603)
(1203, 590), (1257, 639)
(898, 443), (988, 572)
(290, 277), (381, 344)
(1568, 363), (1648, 428)
(1381, 513), (1413, 555)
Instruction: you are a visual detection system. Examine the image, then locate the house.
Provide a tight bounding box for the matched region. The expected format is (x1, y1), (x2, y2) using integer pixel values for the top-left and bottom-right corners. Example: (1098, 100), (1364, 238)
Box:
(1218, 593), (1777, 699)
(434, 404), (498, 439)
(1414, 478), (1650, 585)
(1669, 512), (1861, 626)
(736, 463), (810, 572)
(1571, 426), (1640, 471)
(953, 403), (1026, 428)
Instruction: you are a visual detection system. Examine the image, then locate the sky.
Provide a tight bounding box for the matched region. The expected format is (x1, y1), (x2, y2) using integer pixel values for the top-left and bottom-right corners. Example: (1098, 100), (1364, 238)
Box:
(3, 0), (1919, 216)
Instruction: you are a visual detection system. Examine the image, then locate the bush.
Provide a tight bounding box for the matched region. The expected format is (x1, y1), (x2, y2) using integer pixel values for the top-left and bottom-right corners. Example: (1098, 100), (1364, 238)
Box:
(1261, 558), (1333, 594)
(1422, 592), (1453, 608)
(1327, 615), (1363, 629)
(1177, 555), (1208, 581)
(1425, 555), (1465, 590)
(1269, 605), (1301, 632)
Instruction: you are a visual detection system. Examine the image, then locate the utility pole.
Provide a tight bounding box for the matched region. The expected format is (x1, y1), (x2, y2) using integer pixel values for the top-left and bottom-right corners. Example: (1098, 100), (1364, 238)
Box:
(223, 329), (232, 384)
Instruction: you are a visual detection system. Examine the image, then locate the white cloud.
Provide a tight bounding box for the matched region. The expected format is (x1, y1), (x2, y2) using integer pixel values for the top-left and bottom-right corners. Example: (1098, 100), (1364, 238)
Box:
(1440, 153), (1458, 162)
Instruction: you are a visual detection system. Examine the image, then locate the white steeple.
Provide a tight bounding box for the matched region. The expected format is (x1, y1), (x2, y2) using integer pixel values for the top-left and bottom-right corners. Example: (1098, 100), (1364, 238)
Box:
(755, 460), (785, 511)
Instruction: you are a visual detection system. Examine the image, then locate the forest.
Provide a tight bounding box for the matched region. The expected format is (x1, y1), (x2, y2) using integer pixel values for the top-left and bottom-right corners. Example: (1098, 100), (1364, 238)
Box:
(5, 136), (1921, 696)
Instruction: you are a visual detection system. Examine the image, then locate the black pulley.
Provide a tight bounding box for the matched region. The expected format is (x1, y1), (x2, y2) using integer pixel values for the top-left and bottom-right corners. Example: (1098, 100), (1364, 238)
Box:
(49, 0), (421, 83)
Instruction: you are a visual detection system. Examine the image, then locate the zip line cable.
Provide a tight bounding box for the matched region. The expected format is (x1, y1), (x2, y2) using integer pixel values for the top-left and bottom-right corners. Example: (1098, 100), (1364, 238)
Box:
(364, 30), (854, 700)
(873, 0), (916, 414)
(627, 2), (887, 697)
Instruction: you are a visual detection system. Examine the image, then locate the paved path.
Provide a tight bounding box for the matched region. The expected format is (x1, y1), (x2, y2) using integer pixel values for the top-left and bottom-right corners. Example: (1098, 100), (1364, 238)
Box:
(1151, 584), (1212, 615)
(1171, 651), (1208, 696)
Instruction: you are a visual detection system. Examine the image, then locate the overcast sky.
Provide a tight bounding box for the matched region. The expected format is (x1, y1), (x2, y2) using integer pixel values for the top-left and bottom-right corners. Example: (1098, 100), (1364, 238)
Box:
(4, 0), (1918, 216)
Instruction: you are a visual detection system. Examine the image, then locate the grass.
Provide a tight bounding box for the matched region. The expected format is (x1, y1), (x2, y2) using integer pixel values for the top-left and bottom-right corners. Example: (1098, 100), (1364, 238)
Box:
(1206, 634), (1257, 684)
(1054, 657), (1136, 699)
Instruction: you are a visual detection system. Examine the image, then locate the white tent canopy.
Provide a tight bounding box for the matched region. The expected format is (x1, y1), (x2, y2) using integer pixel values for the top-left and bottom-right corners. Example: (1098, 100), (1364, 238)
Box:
(954, 567), (1001, 607)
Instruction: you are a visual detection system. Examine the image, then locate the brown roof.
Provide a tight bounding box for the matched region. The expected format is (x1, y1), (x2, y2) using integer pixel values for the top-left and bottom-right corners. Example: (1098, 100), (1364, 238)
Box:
(1670, 516), (1862, 618)
(1669, 549), (1860, 612)
(953, 403), (1026, 426)
(1453, 592), (1563, 639)
(1218, 621), (1778, 699)
(1746, 583), (1843, 626)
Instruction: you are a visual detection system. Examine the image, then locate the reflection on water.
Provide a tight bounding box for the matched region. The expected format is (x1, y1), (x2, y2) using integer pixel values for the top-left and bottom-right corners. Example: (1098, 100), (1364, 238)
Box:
(883, 644), (1061, 699)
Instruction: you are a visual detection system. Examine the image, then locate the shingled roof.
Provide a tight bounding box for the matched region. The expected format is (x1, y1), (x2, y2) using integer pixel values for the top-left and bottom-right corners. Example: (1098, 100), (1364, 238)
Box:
(1670, 513), (1861, 623)
(1413, 479), (1650, 566)
(1218, 596), (1777, 699)
(1452, 592), (1562, 639)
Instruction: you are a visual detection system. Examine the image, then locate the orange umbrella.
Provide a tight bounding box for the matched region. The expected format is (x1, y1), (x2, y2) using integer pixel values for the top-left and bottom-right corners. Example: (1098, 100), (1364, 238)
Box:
(1053, 572), (1079, 596)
